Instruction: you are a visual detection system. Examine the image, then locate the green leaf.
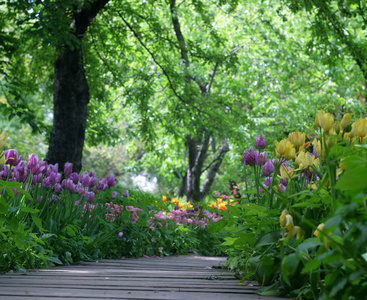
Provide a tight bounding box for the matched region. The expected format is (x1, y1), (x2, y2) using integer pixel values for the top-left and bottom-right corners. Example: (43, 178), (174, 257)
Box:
(19, 206), (39, 213)
(208, 219), (227, 233)
(31, 215), (43, 230)
(254, 230), (281, 247)
(46, 256), (63, 265)
(222, 237), (237, 246)
(302, 259), (321, 273)
(335, 166), (367, 191)
(281, 253), (300, 286)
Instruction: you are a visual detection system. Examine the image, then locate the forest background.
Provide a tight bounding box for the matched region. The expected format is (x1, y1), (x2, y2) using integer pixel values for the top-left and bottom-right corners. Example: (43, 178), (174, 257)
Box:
(1, 0), (367, 200)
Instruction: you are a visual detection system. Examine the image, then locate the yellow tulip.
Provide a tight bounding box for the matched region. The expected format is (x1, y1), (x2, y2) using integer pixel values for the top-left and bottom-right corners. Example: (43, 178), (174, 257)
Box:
(0, 130), (6, 151)
(312, 138), (321, 156)
(278, 165), (294, 179)
(279, 209), (288, 228)
(295, 151), (313, 170)
(275, 139), (296, 160)
(340, 113), (351, 129)
(288, 132), (306, 149)
(0, 152), (5, 164)
(285, 214), (295, 232)
(314, 223), (325, 238)
(355, 118), (367, 138)
(315, 109), (325, 128)
(319, 113), (334, 132)
(288, 226), (304, 240)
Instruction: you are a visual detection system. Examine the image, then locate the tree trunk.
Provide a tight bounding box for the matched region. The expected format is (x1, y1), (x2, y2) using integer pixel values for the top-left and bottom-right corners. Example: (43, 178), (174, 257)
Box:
(45, 0), (110, 173)
(46, 47), (89, 173)
(179, 136), (229, 202)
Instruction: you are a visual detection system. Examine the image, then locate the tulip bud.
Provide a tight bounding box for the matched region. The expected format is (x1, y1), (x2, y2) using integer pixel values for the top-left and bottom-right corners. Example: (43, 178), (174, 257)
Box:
(319, 113), (334, 132)
(263, 159), (275, 176)
(315, 109), (325, 128)
(255, 136), (266, 150)
(333, 121), (341, 135)
(279, 209), (288, 228)
(314, 223), (325, 238)
(340, 113), (351, 129)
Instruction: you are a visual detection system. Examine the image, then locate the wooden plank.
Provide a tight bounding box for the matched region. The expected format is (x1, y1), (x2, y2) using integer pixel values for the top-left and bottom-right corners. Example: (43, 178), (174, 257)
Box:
(0, 256), (287, 299)
(0, 287), (283, 300)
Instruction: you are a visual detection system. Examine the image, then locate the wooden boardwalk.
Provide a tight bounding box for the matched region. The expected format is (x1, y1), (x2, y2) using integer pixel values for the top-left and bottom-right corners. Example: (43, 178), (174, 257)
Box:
(0, 255), (286, 299)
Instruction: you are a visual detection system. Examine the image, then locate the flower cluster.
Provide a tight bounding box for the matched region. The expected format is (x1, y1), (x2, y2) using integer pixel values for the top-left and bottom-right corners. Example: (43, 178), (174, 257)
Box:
(0, 150), (117, 205)
(147, 206), (222, 231)
(279, 209), (303, 240)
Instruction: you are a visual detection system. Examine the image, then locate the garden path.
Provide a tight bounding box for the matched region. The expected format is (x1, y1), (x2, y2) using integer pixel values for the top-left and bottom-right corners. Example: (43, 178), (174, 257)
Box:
(0, 255), (288, 299)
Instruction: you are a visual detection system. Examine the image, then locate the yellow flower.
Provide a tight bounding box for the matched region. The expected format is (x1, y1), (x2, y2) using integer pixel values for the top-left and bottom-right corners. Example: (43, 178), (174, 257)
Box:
(171, 198), (180, 205)
(307, 183), (318, 190)
(0, 130), (6, 150)
(314, 223), (325, 238)
(210, 201), (217, 208)
(295, 151), (319, 171)
(217, 198), (222, 204)
(162, 196), (167, 203)
(288, 132), (306, 149)
(186, 202), (193, 209)
(312, 138), (321, 156)
(288, 226), (304, 240)
(279, 209), (288, 228)
(355, 118), (367, 138)
(285, 214), (294, 231)
(319, 113), (334, 132)
(295, 151), (312, 170)
(340, 113), (351, 129)
(278, 165), (294, 179)
(275, 139), (296, 160)
(218, 203), (227, 210)
(179, 203), (184, 209)
(0, 153), (5, 164)
(314, 223), (331, 249)
(315, 109), (325, 128)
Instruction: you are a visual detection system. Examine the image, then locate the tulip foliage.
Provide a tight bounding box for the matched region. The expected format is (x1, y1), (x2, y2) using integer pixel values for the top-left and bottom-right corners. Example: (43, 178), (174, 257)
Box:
(210, 110), (367, 299)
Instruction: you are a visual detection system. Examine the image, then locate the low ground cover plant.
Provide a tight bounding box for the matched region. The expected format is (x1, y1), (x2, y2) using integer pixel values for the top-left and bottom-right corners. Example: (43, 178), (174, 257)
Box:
(211, 111), (367, 299)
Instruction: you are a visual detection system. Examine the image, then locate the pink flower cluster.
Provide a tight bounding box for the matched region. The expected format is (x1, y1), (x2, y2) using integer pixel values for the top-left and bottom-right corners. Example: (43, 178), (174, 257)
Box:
(147, 208), (222, 231)
(105, 202), (144, 223)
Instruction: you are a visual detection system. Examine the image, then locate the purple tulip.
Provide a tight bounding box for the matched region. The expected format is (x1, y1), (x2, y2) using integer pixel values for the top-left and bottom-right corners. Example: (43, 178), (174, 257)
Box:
(97, 178), (108, 191)
(46, 163), (58, 176)
(54, 183), (63, 194)
(279, 183), (286, 193)
(64, 162), (73, 178)
(123, 190), (129, 197)
(111, 191), (117, 199)
(69, 172), (79, 184)
(264, 176), (273, 187)
(255, 136), (266, 150)
(48, 172), (57, 186)
(5, 149), (22, 167)
(27, 154), (39, 172)
(106, 175), (116, 187)
(263, 159), (275, 176)
(89, 176), (98, 188)
(67, 179), (77, 194)
(80, 173), (91, 187)
(257, 151), (267, 166)
(85, 191), (95, 203)
(241, 147), (257, 166)
(118, 232), (123, 237)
